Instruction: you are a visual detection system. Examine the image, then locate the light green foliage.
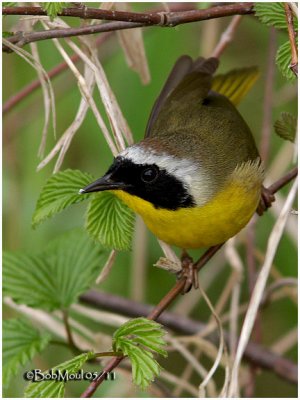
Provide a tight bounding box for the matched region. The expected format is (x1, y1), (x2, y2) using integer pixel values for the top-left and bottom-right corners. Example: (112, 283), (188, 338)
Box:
(3, 2), (17, 7)
(40, 2), (68, 21)
(32, 169), (135, 251)
(3, 229), (109, 311)
(2, 31), (13, 37)
(25, 351), (95, 398)
(85, 192), (135, 251)
(255, 3), (298, 82)
(113, 318), (167, 389)
(32, 169), (93, 228)
(254, 3), (298, 30)
(3, 319), (51, 387)
(274, 112), (297, 142)
(276, 39), (298, 82)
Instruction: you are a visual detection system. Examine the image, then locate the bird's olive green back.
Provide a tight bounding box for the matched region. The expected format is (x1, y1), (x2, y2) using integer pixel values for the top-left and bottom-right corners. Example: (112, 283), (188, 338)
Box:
(143, 56), (260, 191)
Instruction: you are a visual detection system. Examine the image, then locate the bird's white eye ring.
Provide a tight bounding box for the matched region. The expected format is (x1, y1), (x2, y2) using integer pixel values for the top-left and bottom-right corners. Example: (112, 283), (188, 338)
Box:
(141, 166), (159, 184)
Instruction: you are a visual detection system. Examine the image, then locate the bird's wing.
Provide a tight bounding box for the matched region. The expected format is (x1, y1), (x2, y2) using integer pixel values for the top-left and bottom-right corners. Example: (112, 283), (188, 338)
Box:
(145, 56), (219, 138)
(212, 67), (259, 106)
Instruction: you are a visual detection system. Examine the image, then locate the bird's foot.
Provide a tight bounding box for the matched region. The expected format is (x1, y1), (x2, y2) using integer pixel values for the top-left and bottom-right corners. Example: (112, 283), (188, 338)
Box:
(256, 185), (275, 216)
(177, 250), (199, 294)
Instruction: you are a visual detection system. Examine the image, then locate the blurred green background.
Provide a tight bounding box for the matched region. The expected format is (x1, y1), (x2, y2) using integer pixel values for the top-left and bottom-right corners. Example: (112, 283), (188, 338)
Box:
(3, 2), (297, 398)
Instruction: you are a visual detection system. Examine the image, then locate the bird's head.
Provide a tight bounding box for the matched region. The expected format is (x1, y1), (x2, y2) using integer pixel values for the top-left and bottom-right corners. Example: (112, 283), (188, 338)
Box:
(80, 140), (213, 210)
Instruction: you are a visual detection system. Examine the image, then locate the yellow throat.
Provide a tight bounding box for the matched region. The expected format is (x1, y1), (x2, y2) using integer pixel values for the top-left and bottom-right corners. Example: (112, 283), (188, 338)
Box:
(112, 160), (263, 249)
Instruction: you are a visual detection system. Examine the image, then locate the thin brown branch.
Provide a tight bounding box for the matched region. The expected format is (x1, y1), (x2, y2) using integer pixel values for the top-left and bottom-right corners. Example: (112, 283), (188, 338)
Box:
(284, 3), (298, 77)
(2, 3), (254, 53)
(3, 3), (254, 24)
(79, 166), (297, 397)
(2, 21), (144, 53)
(268, 166), (298, 195)
(211, 15), (242, 58)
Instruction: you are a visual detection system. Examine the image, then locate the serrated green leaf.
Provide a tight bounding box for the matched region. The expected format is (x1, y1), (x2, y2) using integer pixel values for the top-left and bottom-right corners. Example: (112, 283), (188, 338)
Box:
(255, 3), (298, 30)
(32, 169), (93, 228)
(3, 319), (51, 388)
(114, 318), (159, 337)
(276, 39), (298, 82)
(3, 229), (109, 311)
(25, 351), (94, 398)
(133, 337), (168, 357)
(85, 192), (135, 251)
(40, 2), (68, 21)
(274, 112), (297, 142)
(113, 318), (167, 389)
(130, 347), (161, 390)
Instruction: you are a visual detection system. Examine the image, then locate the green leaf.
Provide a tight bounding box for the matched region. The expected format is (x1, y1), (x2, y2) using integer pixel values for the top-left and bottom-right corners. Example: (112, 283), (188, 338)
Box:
(85, 192), (135, 251)
(254, 3), (298, 30)
(3, 229), (109, 311)
(3, 319), (51, 387)
(113, 318), (167, 389)
(274, 112), (297, 142)
(276, 39), (298, 82)
(32, 169), (93, 229)
(3, 2), (18, 6)
(25, 351), (95, 398)
(40, 2), (68, 21)
(2, 31), (14, 37)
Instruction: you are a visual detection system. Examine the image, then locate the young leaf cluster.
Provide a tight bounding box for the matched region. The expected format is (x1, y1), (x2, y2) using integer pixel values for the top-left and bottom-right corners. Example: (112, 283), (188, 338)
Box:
(3, 229), (109, 311)
(3, 319), (51, 387)
(254, 3), (298, 82)
(32, 169), (135, 251)
(113, 318), (167, 389)
(40, 2), (68, 21)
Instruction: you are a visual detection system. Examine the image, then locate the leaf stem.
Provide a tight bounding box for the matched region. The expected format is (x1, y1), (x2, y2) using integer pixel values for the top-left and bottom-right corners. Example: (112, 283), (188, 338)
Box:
(62, 309), (78, 351)
(94, 351), (123, 358)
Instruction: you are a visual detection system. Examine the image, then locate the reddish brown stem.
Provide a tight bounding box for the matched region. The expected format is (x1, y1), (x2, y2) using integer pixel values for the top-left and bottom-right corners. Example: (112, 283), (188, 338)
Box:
(268, 166), (298, 194)
(3, 32), (112, 114)
(284, 3), (298, 77)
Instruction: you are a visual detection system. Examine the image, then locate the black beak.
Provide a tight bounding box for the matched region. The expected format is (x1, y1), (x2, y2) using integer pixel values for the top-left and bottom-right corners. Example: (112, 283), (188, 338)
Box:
(79, 174), (128, 194)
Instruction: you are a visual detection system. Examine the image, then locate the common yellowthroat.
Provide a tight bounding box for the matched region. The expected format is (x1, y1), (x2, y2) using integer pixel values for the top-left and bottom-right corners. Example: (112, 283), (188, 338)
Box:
(80, 56), (264, 250)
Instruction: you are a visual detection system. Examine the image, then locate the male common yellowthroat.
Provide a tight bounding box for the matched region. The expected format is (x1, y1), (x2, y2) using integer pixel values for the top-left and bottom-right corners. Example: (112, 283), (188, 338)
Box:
(80, 56), (264, 250)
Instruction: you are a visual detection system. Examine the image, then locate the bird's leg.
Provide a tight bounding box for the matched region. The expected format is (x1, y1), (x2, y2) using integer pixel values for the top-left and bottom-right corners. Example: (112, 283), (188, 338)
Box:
(177, 250), (199, 294)
(256, 185), (275, 215)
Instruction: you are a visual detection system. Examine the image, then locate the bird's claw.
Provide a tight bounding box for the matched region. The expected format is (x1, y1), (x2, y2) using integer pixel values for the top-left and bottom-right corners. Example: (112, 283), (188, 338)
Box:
(177, 251), (199, 294)
(256, 186), (275, 216)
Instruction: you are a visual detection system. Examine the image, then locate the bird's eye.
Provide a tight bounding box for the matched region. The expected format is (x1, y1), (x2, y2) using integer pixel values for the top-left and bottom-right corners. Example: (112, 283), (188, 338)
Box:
(141, 166), (159, 183)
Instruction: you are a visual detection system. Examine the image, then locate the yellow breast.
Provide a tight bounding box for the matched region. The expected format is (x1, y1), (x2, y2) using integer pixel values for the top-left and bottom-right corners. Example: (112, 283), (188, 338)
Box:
(111, 162), (263, 249)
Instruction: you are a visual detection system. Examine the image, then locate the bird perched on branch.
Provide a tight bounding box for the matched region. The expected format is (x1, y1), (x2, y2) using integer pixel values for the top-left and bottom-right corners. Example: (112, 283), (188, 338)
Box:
(80, 56), (264, 288)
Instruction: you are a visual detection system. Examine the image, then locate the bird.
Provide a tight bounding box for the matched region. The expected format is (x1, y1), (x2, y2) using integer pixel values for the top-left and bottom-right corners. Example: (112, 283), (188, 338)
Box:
(80, 56), (264, 283)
